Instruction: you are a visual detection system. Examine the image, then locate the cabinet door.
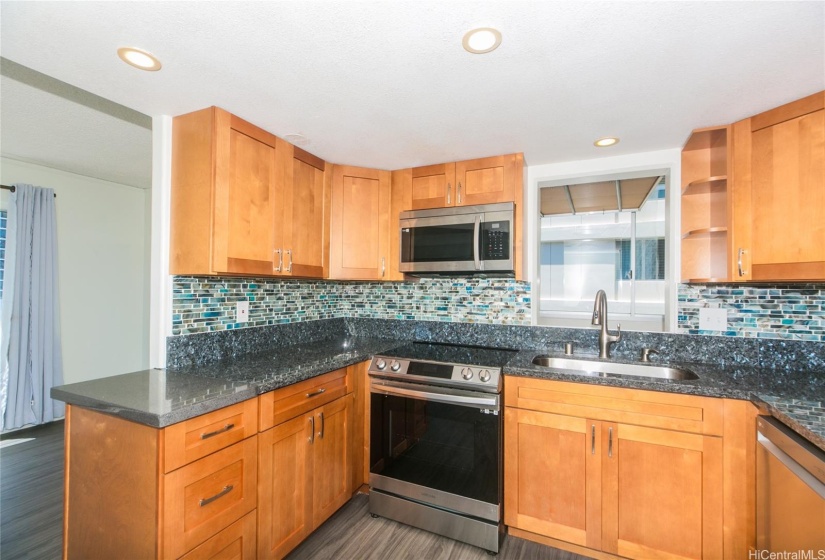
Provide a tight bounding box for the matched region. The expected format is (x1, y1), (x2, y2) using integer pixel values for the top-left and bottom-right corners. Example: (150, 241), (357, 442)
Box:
(279, 140), (330, 278)
(601, 423), (723, 560)
(410, 163), (456, 209)
(312, 396), (352, 528)
(329, 165), (391, 280)
(258, 413), (312, 560)
(455, 154), (516, 206)
(732, 92), (825, 281)
(213, 113), (281, 275)
(504, 408), (602, 550)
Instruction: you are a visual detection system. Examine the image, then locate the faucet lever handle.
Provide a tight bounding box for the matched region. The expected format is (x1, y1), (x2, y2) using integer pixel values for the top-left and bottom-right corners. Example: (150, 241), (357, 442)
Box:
(640, 348), (658, 362)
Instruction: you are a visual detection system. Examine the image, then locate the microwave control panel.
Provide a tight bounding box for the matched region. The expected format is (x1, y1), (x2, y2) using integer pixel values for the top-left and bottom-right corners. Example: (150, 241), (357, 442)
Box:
(481, 221), (510, 260)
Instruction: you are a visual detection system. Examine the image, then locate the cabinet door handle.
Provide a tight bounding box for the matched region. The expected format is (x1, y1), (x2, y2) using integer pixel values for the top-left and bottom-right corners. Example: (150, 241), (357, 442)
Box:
(200, 423), (235, 440)
(274, 249), (282, 272)
(591, 424), (596, 455)
(447, 183), (451, 205)
(608, 427), (613, 458)
(309, 416), (315, 444)
(738, 248), (747, 277)
(318, 412), (325, 439)
(199, 484), (234, 507)
(381, 257), (386, 278)
(285, 249), (293, 273)
(306, 388), (326, 398)
(457, 182), (462, 204)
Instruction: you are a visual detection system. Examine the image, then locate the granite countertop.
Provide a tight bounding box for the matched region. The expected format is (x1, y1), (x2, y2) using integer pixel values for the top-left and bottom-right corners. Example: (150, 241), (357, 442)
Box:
(52, 337), (400, 428)
(504, 349), (825, 451)
(52, 336), (825, 451)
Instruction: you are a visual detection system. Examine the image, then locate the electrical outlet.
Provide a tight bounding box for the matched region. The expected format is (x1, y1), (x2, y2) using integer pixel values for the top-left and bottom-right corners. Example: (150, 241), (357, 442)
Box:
(699, 307), (727, 331)
(236, 301), (249, 323)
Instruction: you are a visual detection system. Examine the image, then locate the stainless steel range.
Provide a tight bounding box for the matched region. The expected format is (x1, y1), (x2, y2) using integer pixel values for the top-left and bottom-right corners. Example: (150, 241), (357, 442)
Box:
(368, 342), (515, 553)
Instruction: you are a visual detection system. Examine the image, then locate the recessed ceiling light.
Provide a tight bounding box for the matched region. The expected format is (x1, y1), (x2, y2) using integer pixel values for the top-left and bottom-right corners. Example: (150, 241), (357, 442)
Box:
(462, 28), (502, 54)
(594, 137), (620, 147)
(117, 47), (162, 71)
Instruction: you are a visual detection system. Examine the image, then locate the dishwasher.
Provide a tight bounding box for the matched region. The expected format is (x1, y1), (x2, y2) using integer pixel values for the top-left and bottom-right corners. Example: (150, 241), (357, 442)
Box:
(756, 416), (825, 553)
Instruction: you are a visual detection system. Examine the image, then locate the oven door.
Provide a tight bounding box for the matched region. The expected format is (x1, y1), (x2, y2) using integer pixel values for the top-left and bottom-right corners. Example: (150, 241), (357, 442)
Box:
(369, 379), (501, 522)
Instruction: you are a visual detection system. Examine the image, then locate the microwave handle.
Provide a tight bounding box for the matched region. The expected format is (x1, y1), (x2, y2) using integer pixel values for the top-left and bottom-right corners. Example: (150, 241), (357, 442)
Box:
(473, 215), (482, 270)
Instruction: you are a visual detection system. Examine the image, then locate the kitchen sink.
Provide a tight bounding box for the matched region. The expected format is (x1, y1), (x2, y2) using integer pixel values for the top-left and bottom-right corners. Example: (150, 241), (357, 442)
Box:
(531, 355), (699, 381)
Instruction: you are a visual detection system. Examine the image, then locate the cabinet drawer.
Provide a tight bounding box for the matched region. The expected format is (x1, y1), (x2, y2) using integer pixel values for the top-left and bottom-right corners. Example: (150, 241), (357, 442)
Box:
(163, 437), (257, 559)
(504, 377), (723, 436)
(178, 510), (256, 560)
(165, 399), (259, 473)
(259, 368), (351, 431)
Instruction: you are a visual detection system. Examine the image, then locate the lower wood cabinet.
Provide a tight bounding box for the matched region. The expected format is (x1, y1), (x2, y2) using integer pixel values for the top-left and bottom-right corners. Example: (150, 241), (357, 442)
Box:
(258, 393), (352, 559)
(504, 377), (734, 560)
(63, 401), (259, 560)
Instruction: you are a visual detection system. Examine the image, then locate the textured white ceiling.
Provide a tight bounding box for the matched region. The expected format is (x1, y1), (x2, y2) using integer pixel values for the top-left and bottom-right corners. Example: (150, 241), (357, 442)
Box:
(0, 75), (152, 188)
(1, 1), (823, 172)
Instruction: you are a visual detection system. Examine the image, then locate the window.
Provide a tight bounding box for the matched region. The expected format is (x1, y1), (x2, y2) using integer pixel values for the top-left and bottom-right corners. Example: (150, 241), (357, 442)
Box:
(539, 178), (666, 327)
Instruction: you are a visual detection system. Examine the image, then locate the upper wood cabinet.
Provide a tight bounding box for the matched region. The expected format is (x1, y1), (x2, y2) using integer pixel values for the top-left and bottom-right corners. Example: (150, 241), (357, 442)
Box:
(731, 91), (825, 281)
(170, 107), (329, 278)
(405, 154), (522, 210)
(410, 162), (456, 209)
(329, 165), (392, 280)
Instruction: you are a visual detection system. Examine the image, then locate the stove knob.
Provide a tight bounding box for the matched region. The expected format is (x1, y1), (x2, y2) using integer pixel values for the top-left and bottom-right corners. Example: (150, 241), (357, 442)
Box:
(479, 369), (492, 383)
(461, 367), (474, 380)
(390, 360), (401, 372)
(375, 359), (387, 370)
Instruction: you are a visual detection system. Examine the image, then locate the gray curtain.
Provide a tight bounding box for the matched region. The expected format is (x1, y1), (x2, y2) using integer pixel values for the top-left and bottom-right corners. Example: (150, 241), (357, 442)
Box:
(1, 183), (64, 431)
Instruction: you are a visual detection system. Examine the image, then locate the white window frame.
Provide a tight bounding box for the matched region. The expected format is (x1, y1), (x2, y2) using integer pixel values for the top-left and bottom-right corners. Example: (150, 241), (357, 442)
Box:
(524, 149), (681, 333)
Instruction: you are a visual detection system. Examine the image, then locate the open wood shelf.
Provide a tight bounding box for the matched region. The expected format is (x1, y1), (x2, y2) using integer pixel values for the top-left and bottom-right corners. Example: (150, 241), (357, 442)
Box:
(682, 227), (728, 239)
(681, 175), (728, 195)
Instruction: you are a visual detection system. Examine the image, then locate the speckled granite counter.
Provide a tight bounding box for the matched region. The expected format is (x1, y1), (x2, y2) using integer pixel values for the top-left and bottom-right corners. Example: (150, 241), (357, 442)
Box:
(503, 349), (825, 451)
(52, 325), (825, 451)
(52, 336), (400, 427)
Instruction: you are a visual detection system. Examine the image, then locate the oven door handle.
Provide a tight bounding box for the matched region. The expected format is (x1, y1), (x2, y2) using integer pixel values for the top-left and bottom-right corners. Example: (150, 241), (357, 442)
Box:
(371, 382), (499, 409)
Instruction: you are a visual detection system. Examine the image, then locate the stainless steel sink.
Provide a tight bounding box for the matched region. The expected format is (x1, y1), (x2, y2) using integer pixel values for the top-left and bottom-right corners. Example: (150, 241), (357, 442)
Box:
(531, 355), (699, 381)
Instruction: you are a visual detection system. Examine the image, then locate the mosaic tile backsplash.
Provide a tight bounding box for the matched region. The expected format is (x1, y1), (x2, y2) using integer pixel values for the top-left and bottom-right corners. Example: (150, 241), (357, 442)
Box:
(172, 276), (531, 335)
(678, 283), (825, 342)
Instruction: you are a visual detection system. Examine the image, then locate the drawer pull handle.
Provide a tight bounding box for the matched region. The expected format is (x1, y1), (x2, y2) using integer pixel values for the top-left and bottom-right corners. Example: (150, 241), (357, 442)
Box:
(199, 485), (233, 507)
(200, 423), (235, 440)
(306, 388), (326, 398)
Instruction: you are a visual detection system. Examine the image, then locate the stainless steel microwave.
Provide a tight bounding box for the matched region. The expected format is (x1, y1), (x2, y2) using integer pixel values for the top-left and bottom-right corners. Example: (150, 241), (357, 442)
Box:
(399, 202), (515, 275)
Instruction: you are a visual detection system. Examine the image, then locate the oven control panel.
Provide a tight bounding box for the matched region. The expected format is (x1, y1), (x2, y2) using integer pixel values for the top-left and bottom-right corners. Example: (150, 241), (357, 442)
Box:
(369, 357), (502, 392)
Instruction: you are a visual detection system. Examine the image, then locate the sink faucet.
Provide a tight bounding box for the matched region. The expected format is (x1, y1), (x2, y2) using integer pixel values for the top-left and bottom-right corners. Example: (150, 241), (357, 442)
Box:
(592, 290), (621, 359)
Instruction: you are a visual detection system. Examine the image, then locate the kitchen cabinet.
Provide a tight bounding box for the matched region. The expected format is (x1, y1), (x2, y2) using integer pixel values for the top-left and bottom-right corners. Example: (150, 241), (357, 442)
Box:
(257, 367), (354, 560)
(63, 399), (259, 559)
(409, 162), (456, 209)
(170, 106), (329, 278)
(394, 153), (526, 279)
(504, 377), (728, 559)
(329, 165), (392, 280)
(681, 126), (731, 282)
(731, 91), (825, 281)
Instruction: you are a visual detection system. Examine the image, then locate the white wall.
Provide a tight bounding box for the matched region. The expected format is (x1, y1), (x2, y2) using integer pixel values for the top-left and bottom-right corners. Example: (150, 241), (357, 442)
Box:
(526, 148), (682, 331)
(1, 157), (150, 384)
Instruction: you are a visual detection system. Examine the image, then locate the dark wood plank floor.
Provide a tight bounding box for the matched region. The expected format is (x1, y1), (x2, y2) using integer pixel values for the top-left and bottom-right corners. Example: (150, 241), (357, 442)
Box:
(0, 420), (65, 560)
(287, 494), (589, 560)
(0, 422), (589, 560)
